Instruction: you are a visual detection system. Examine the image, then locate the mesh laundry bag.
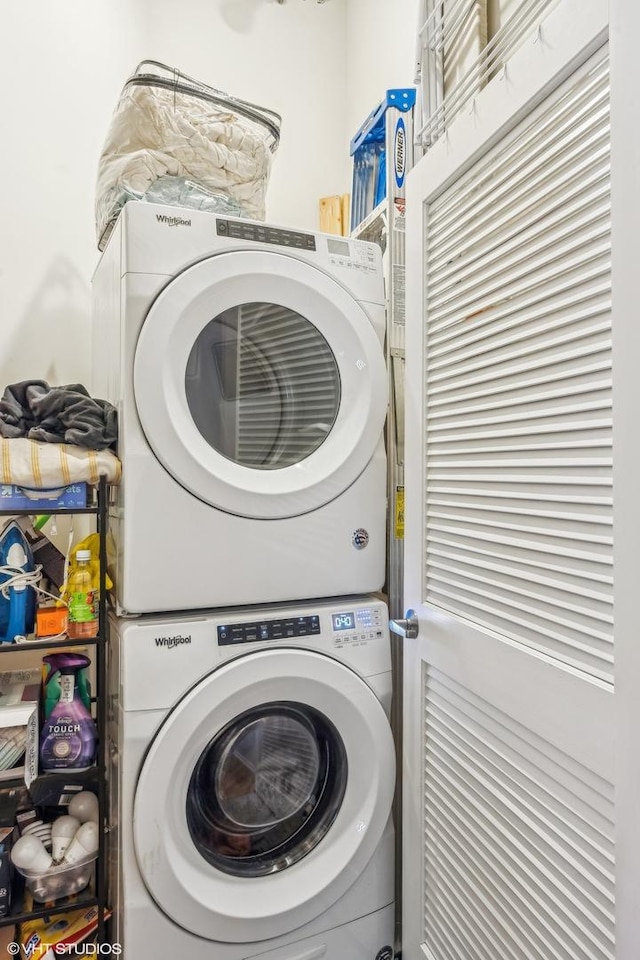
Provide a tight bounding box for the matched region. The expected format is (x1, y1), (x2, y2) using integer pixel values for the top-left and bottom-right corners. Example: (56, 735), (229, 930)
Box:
(95, 60), (281, 250)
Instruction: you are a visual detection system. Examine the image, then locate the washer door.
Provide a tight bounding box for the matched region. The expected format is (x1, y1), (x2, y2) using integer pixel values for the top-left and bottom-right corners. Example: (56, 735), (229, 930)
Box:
(133, 649), (395, 942)
(133, 250), (387, 519)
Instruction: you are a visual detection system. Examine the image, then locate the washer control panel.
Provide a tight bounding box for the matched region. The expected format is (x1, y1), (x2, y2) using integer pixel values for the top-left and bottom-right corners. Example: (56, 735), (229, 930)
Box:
(330, 605), (385, 649)
(216, 605), (385, 648)
(218, 615), (321, 645)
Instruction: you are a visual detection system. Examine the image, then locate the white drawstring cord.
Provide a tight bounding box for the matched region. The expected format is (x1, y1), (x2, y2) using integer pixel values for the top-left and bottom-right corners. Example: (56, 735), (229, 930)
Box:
(0, 564), (62, 605)
(0, 565), (70, 643)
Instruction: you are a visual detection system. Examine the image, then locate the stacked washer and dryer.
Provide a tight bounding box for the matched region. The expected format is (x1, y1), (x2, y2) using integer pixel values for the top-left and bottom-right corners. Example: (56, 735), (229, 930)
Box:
(93, 202), (396, 960)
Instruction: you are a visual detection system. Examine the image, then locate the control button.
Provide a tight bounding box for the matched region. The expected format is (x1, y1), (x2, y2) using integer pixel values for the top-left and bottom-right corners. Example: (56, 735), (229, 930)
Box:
(271, 630), (284, 639)
(285, 629), (295, 637)
(376, 630), (383, 637)
(245, 633), (258, 643)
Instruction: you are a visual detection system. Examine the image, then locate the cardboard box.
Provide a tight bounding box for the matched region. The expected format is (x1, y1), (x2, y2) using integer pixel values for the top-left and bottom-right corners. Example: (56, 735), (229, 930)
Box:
(19, 904), (109, 958)
(0, 702), (38, 788)
(36, 606), (68, 639)
(0, 669), (41, 706)
(27, 771), (99, 809)
(0, 483), (87, 510)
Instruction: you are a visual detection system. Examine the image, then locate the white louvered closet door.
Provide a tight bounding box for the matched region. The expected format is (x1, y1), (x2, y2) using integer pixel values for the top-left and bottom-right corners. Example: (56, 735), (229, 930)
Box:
(402, 2), (616, 959)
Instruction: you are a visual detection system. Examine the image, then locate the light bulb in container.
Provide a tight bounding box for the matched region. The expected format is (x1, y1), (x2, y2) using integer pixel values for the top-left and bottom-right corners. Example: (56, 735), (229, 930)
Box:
(51, 815), (80, 862)
(61, 820), (99, 865)
(68, 790), (99, 824)
(11, 835), (53, 873)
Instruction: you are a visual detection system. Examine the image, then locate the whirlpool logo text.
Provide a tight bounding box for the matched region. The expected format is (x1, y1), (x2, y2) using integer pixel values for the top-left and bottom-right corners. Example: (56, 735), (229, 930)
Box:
(154, 635), (192, 649)
(156, 214), (192, 228)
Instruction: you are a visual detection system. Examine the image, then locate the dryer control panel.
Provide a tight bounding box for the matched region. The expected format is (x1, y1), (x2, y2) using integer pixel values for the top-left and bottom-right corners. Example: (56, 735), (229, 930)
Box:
(216, 219), (317, 250)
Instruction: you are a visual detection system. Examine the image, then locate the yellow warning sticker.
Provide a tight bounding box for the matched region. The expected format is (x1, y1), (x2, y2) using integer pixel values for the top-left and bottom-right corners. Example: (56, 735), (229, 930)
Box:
(395, 485), (405, 540)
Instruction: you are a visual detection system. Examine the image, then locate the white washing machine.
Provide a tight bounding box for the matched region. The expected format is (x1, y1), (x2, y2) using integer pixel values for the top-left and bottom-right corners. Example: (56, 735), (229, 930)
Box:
(92, 203), (388, 614)
(108, 596), (395, 960)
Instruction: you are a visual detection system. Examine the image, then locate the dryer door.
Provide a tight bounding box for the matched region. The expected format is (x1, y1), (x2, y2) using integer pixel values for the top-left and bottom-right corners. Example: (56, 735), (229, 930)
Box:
(133, 648), (395, 942)
(133, 249), (387, 519)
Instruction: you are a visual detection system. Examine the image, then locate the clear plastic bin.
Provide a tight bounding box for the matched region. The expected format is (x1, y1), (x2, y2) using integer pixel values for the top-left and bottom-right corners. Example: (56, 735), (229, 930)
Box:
(95, 60), (281, 250)
(16, 851), (96, 903)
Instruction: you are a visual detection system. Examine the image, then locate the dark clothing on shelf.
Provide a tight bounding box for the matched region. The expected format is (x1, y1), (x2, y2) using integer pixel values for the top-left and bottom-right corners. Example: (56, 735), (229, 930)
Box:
(0, 380), (117, 450)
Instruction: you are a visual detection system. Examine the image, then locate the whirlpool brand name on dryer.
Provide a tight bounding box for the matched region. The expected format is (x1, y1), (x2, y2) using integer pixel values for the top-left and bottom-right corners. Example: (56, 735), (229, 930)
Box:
(156, 214), (192, 228)
(154, 634), (192, 648)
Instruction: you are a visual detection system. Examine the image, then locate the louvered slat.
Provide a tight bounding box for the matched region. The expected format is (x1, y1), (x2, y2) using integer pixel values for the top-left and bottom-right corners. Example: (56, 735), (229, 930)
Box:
(426, 66), (608, 249)
(423, 667), (615, 960)
(423, 54), (612, 681)
(236, 303), (340, 468)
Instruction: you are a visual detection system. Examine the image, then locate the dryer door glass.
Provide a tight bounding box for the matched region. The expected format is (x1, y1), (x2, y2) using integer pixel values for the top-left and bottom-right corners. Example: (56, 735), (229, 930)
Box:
(185, 702), (347, 877)
(185, 303), (341, 469)
(134, 250), (388, 518)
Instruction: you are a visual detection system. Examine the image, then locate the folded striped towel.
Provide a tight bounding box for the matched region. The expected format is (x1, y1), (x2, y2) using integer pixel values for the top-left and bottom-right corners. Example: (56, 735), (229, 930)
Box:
(0, 439), (121, 489)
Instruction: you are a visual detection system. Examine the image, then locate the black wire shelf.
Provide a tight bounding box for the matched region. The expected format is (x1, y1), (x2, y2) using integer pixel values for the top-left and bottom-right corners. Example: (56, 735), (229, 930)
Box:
(0, 883), (99, 928)
(0, 477), (111, 940)
(0, 634), (103, 653)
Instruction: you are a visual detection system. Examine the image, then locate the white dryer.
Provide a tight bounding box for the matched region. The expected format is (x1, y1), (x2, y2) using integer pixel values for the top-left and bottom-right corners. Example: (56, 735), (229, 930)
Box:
(108, 596), (395, 960)
(92, 203), (388, 614)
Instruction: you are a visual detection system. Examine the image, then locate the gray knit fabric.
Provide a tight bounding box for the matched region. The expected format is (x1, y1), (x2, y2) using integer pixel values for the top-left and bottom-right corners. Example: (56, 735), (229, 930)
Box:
(0, 380), (117, 450)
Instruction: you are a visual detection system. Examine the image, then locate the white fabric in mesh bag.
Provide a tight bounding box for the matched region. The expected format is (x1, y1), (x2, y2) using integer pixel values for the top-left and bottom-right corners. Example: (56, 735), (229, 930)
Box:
(96, 76), (278, 248)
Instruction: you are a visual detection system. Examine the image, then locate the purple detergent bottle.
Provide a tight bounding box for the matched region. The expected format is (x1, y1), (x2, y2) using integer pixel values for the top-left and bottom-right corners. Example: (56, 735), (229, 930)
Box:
(40, 654), (97, 772)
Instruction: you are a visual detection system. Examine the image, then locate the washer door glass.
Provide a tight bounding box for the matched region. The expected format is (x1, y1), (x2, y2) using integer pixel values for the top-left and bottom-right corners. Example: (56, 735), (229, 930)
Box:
(132, 647), (396, 943)
(186, 702), (347, 876)
(185, 303), (341, 470)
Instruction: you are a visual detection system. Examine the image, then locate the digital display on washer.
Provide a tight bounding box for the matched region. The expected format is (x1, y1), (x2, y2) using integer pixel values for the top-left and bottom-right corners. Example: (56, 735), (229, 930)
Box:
(217, 614), (321, 645)
(331, 612), (355, 632)
(216, 219), (317, 251)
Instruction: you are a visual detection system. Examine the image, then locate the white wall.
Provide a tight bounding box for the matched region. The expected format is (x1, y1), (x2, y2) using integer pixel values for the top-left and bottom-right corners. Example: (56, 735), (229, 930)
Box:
(0, 0), (347, 393)
(345, 0), (419, 153)
(137, 0), (349, 229)
(487, 0), (529, 35)
(0, 1), (144, 392)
